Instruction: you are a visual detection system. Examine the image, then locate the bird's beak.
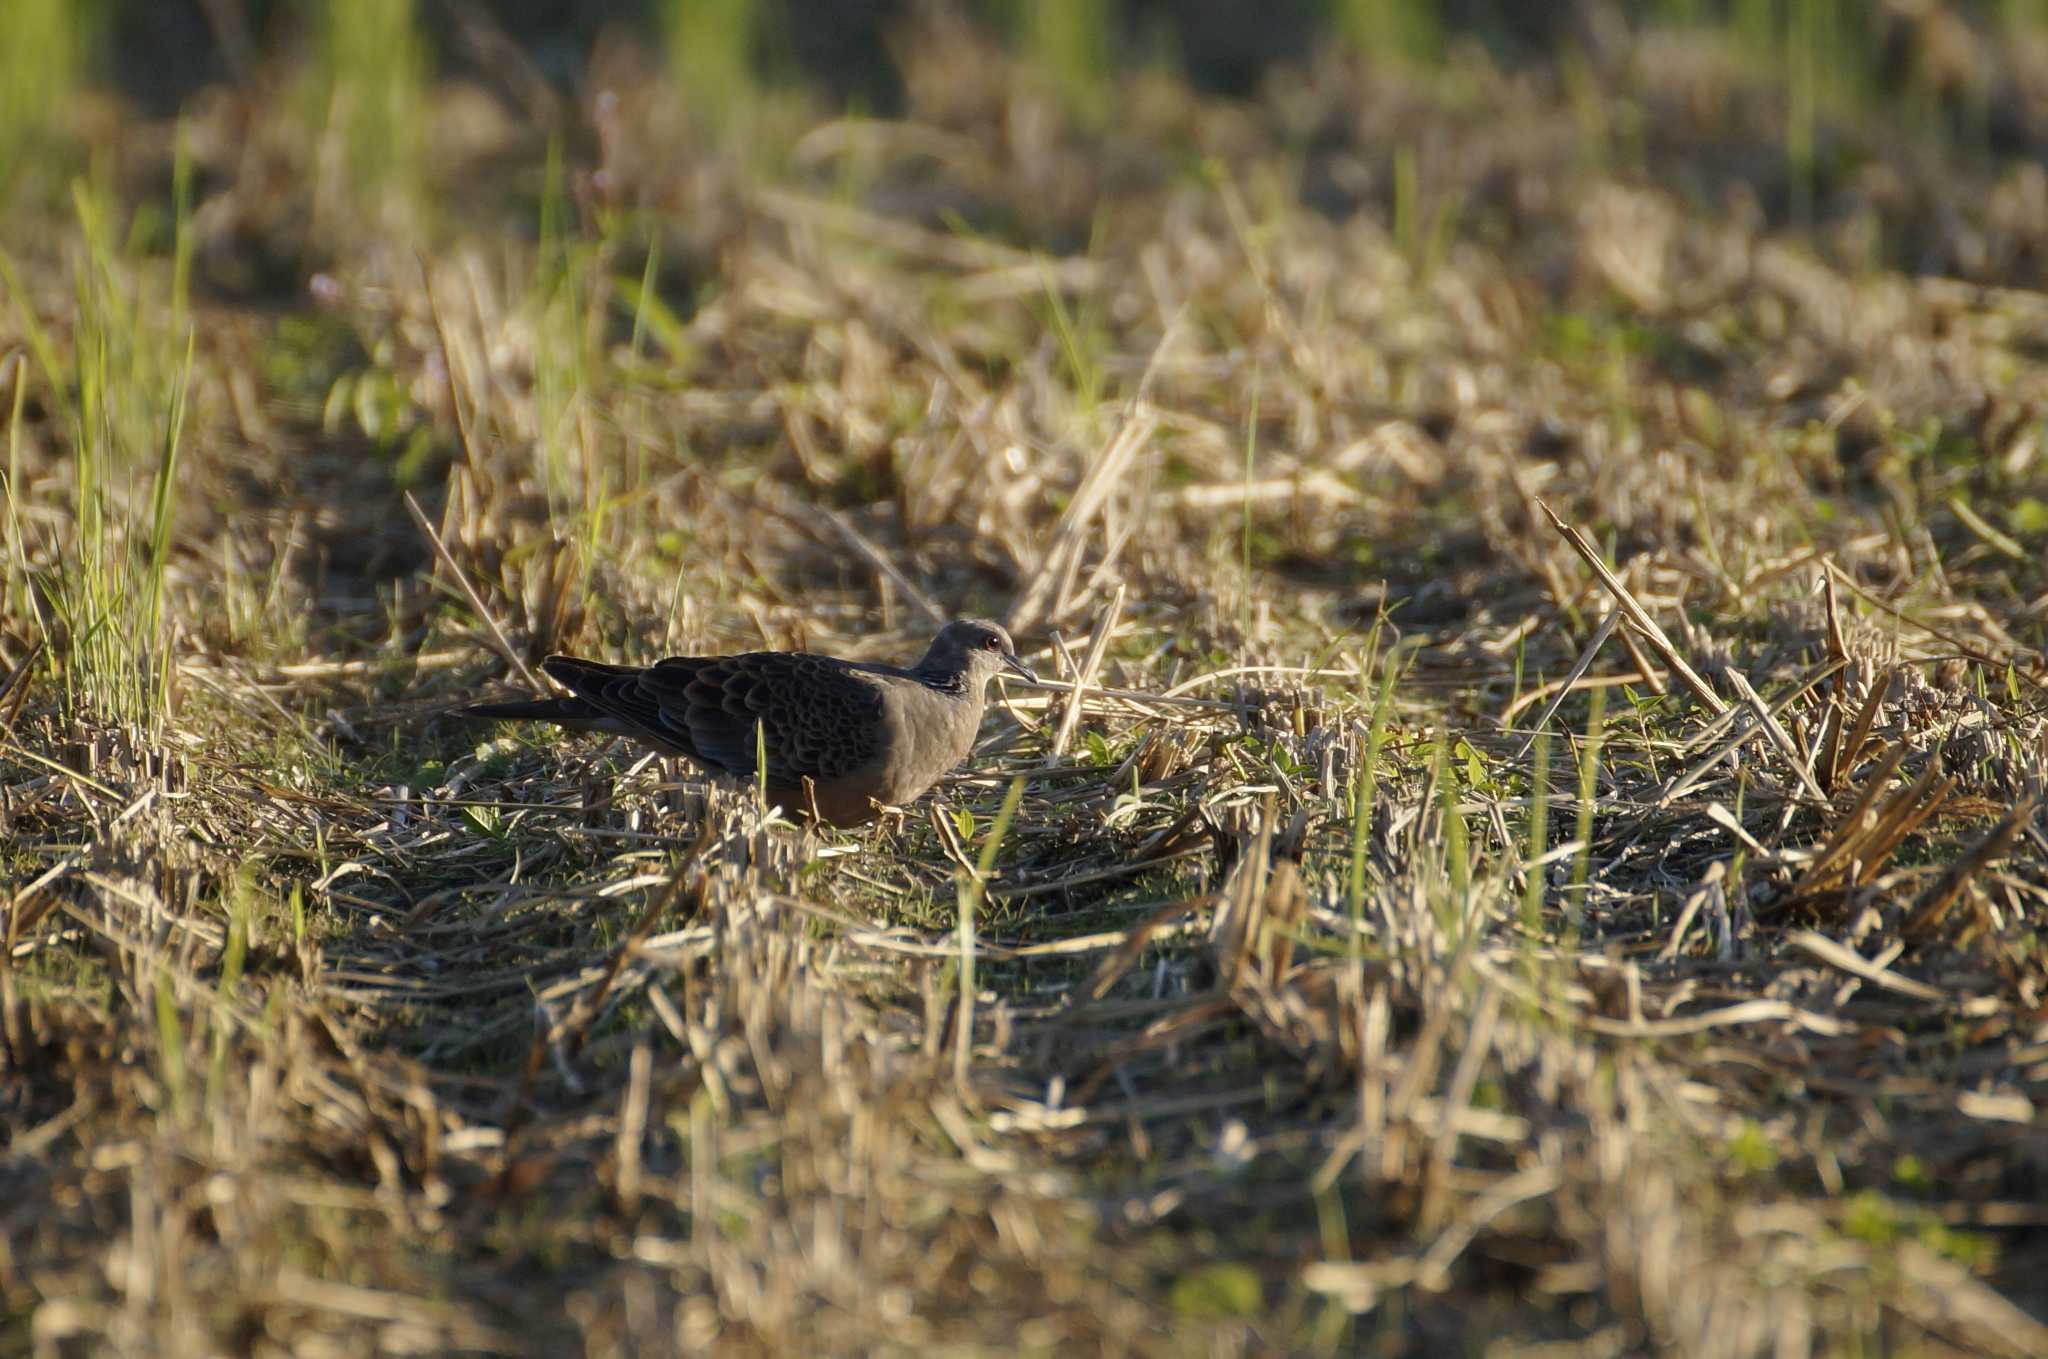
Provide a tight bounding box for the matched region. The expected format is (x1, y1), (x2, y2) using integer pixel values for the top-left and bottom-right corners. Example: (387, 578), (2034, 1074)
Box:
(1003, 652), (1038, 684)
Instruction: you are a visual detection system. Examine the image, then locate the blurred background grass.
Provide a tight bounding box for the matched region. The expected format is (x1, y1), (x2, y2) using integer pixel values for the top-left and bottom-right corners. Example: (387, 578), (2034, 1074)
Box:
(3, 1), (2038, 209)
(2, 0), (2042, 314)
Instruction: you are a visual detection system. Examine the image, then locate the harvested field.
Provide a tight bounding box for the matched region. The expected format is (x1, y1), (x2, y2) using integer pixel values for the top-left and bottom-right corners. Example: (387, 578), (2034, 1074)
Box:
(4, 4), (2048, 1355)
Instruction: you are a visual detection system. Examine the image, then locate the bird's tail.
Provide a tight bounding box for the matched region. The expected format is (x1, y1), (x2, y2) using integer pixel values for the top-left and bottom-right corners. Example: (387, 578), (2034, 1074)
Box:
(539, 654), (644, 690)
(462, 655), (657, 741)
(461, 696), (604, 724)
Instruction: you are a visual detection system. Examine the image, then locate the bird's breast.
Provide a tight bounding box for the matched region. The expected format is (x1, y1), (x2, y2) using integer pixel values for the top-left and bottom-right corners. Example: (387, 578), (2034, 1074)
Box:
(875, 684), (983, 804)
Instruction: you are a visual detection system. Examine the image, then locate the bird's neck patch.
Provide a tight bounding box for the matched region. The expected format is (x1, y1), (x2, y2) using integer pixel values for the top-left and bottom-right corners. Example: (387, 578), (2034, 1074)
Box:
(912, 668), (972, 695)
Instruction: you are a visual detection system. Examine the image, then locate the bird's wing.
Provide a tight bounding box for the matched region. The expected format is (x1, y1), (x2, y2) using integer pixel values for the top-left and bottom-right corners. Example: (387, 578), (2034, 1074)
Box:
(547, 653), (888, 783)
(663, 653), (889, 783)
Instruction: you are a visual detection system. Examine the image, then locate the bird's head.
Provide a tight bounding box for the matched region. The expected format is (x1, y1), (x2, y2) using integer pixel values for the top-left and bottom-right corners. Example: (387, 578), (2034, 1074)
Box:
(923, 618), (1036, 687)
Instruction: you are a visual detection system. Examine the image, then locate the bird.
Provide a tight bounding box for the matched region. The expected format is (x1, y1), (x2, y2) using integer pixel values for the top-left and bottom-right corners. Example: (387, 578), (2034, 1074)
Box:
(461, 619), (1036, 826)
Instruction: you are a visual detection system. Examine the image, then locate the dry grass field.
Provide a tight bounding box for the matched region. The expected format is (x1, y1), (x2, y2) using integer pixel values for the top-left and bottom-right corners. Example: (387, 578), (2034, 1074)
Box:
(5, 3), (2048, 1355)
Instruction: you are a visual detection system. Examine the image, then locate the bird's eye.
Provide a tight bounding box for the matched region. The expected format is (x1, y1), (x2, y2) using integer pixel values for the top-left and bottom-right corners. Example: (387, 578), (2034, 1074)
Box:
(983, 636), (1001, 650)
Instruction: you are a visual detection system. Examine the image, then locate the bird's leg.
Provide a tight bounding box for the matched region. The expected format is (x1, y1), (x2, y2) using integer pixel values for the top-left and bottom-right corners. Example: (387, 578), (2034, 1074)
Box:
(664, 755), (689, 819)
(578, 763), (615, 829)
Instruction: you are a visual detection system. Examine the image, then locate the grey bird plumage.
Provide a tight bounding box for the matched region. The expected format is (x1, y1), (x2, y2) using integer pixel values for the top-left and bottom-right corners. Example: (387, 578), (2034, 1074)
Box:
(462, 619), (1035, 826)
